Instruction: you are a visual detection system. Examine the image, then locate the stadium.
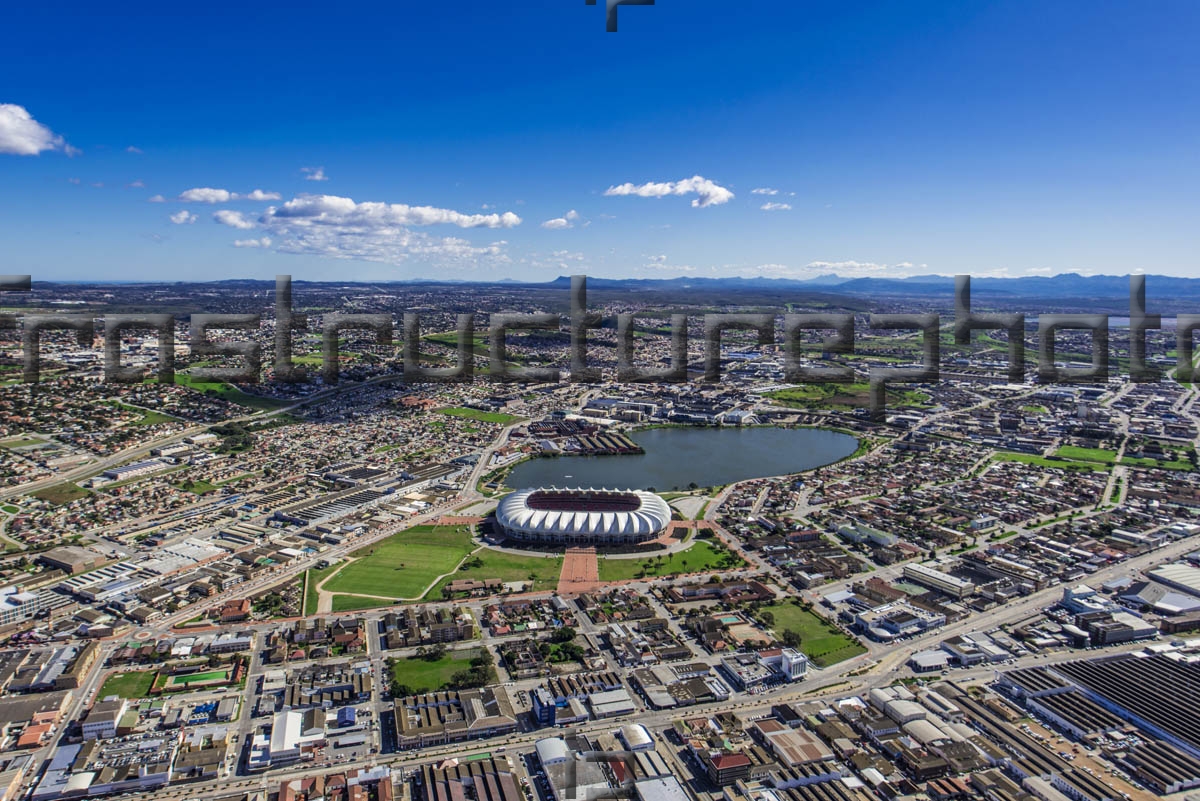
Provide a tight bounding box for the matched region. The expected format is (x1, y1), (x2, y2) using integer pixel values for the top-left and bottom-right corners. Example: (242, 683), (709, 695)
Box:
(494, 487), (672, 546)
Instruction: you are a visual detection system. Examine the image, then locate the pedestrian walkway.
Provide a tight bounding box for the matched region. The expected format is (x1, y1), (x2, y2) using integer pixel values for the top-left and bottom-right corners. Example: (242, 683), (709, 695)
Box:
(558, 546), (600, 595)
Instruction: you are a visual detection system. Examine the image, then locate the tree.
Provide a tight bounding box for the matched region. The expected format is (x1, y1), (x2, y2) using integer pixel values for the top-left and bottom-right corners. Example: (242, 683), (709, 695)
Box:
(759, 611), (775, 628)
(782, 629), (802, 649)
(551, 626), (577, 644)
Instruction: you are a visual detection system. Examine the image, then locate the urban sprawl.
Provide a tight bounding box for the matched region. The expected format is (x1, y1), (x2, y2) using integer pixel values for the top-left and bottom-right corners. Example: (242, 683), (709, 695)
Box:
(0, 278), (1199, 801)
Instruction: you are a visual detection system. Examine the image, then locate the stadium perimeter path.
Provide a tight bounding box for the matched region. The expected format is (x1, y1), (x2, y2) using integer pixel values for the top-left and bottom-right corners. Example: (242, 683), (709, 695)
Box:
(558, 546), (601, 595)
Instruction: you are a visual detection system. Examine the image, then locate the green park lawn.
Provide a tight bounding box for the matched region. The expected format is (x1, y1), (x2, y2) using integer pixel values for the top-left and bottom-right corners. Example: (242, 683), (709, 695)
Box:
(1053, 445), (1118, 464)
(437, 406), (523, 425)
(597, 538), (744, 582)
(322, 524), (475, 600)
(389, 648), (483, 693)
(758, 601), (867, 667)
(991, 452), (1106, 471)
(145, 373), (290, 411)
(434, 548), (562, 597)
(303, 564), (340, 616)
(767, 382), (929, 411)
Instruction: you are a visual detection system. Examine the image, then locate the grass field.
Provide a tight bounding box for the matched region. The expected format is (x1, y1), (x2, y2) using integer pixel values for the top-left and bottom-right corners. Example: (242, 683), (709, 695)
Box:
(99, 670), (157, 699)
(0, 436), (44, 449)
(434, 548), (562, 596)
(759, 601), (867, 667)
(32, 482), (91, 505)
(991, 452), (1107, 471)
(767, 382), (929, 411)
(170, 669), (229, 685)
(146, 373), (291, 411)
(323, 524), (475, 600)
(437, 406), (523, 425)
(1121, 455), (1193, 471)
(331, 594), (398, 612)
(111, 401), (179, 426)
(1054, 445), (1118, 464)
(303, 564), (340, 616)
(389, 648), (483, 693)
(597, 538), (744, 582)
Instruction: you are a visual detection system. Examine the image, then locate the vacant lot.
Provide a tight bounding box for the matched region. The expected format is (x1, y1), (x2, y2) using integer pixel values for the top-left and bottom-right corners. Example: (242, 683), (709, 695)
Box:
(434, 548), (562, 597)
(759, 601), (867, 667)
(438, 406), (523, 425)
(32, 482), (90, 505)
(389, 648), (483, 693)
(323, 524), (475, 600)
(597, 538), (744, 582)
(99, 670), (157, 699)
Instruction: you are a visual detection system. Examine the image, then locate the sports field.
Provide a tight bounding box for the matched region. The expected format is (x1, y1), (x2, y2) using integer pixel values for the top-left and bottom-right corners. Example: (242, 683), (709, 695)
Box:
(323, 524), (475, 600)
(170, 669), (229, 685)
(99, 670), (156, 699)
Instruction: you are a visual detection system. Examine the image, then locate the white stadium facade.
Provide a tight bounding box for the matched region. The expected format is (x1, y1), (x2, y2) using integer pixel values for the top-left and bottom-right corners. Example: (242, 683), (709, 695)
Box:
(495, 487), (672, 546)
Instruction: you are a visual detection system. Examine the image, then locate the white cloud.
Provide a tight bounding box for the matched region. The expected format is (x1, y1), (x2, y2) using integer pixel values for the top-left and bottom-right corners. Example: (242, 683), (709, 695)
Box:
(127, 180), (145, 188)
(177, 187), (280, 203)
(214, 210), (256, 230)
(169, 210), (197, 225)
(148, 194), (166, 203)
(541, 209), (581, 229)
(0, 104), (77, 156)
(751, 187), (778, 195)
(301, 166), (328, 182)
(257, 193), (521, 265)
(126, 145), (143, 154)
(179, 187), (234, 203)
(604, 174), (734, 208)
(760, 202), (792, 211)
(640, 254), (695, 273)
(233, 236), (272, 248)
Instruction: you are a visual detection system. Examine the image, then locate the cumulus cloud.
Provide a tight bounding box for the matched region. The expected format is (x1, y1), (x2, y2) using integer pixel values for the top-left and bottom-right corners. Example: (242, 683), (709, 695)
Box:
(213, 210), (256, 230)
(541, 209), (581, 229)
(177, 187), (280, 203)
(169, 210), (197, 225)
(257, 193), (521, 265)
(148, 194), (166, 203)
(751, 187), (778, 195)
(760, 202), (792, 211)
(179, 187), (234, 203)
(604, 175), (733, 208)
(301, 166), (328, 182)
(126, 145), (143, 154)
(0, 104), (78, 156)
(233, 237), (272, 248)
(127, 180), (145, 188)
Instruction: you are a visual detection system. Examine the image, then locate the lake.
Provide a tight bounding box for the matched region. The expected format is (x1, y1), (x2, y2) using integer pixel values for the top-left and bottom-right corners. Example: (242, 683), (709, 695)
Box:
(505, 426), (859, 491)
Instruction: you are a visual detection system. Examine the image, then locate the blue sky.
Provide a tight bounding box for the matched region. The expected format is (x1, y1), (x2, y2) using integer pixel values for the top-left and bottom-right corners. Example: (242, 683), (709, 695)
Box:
(2, 0), (1198, 282)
